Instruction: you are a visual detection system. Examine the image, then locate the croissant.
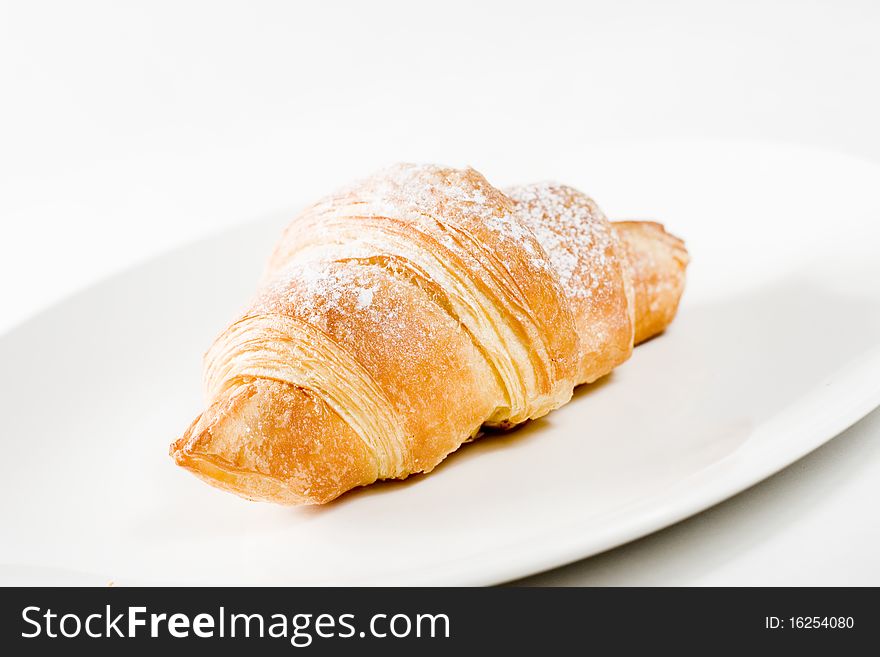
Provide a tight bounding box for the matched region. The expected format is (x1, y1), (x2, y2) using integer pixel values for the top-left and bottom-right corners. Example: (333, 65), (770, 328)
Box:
(170, 164), (689, 505)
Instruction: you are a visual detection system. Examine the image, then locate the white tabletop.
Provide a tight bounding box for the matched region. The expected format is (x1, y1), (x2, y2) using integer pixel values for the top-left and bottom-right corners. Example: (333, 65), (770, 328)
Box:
(2, 0), (878, 585)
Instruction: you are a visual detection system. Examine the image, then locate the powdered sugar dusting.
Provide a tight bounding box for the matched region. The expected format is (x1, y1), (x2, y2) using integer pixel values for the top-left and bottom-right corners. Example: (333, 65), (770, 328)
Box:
(256, 263), (380, 330)
(312, 163), (550, 272)
(356, 287), (374, 310)
(272, 168), (622, 336)
(507, 182), (616, 304)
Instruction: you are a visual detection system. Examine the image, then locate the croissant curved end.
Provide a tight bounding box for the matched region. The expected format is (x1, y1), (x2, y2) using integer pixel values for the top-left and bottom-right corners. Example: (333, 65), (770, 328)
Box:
(170, 377), (381, 505)
(613, 221), (689, 345)
(170, 417), (313, 505)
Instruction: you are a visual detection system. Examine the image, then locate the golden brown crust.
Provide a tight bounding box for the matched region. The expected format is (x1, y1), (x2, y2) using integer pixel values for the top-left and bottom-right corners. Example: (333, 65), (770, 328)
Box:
(170, 166), (689, 505)
(507, 184), (635, 384)
(613, 221), (689, 344)
(170, 378), (375, 504)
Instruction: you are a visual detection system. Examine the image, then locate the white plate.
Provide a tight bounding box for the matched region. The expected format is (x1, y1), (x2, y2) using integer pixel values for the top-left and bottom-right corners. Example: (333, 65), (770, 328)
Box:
(2, 141), (880, 586)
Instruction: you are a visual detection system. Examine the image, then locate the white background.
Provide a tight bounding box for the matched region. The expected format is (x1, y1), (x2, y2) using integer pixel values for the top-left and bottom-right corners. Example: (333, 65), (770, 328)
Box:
(1, 0), (879, 584)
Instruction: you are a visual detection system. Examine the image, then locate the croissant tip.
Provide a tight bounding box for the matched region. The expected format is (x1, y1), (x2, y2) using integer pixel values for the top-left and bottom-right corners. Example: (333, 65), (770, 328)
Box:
(614, 219), (689, 265)
(169, 440), (189, 466)
(638, 220), (686, 245)
(169, 417), (316, 506)
(169, 413), (204, 462)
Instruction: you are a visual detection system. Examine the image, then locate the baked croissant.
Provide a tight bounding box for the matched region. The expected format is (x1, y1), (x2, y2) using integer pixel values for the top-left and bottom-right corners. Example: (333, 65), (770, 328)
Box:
(171, 165), (689, 505)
